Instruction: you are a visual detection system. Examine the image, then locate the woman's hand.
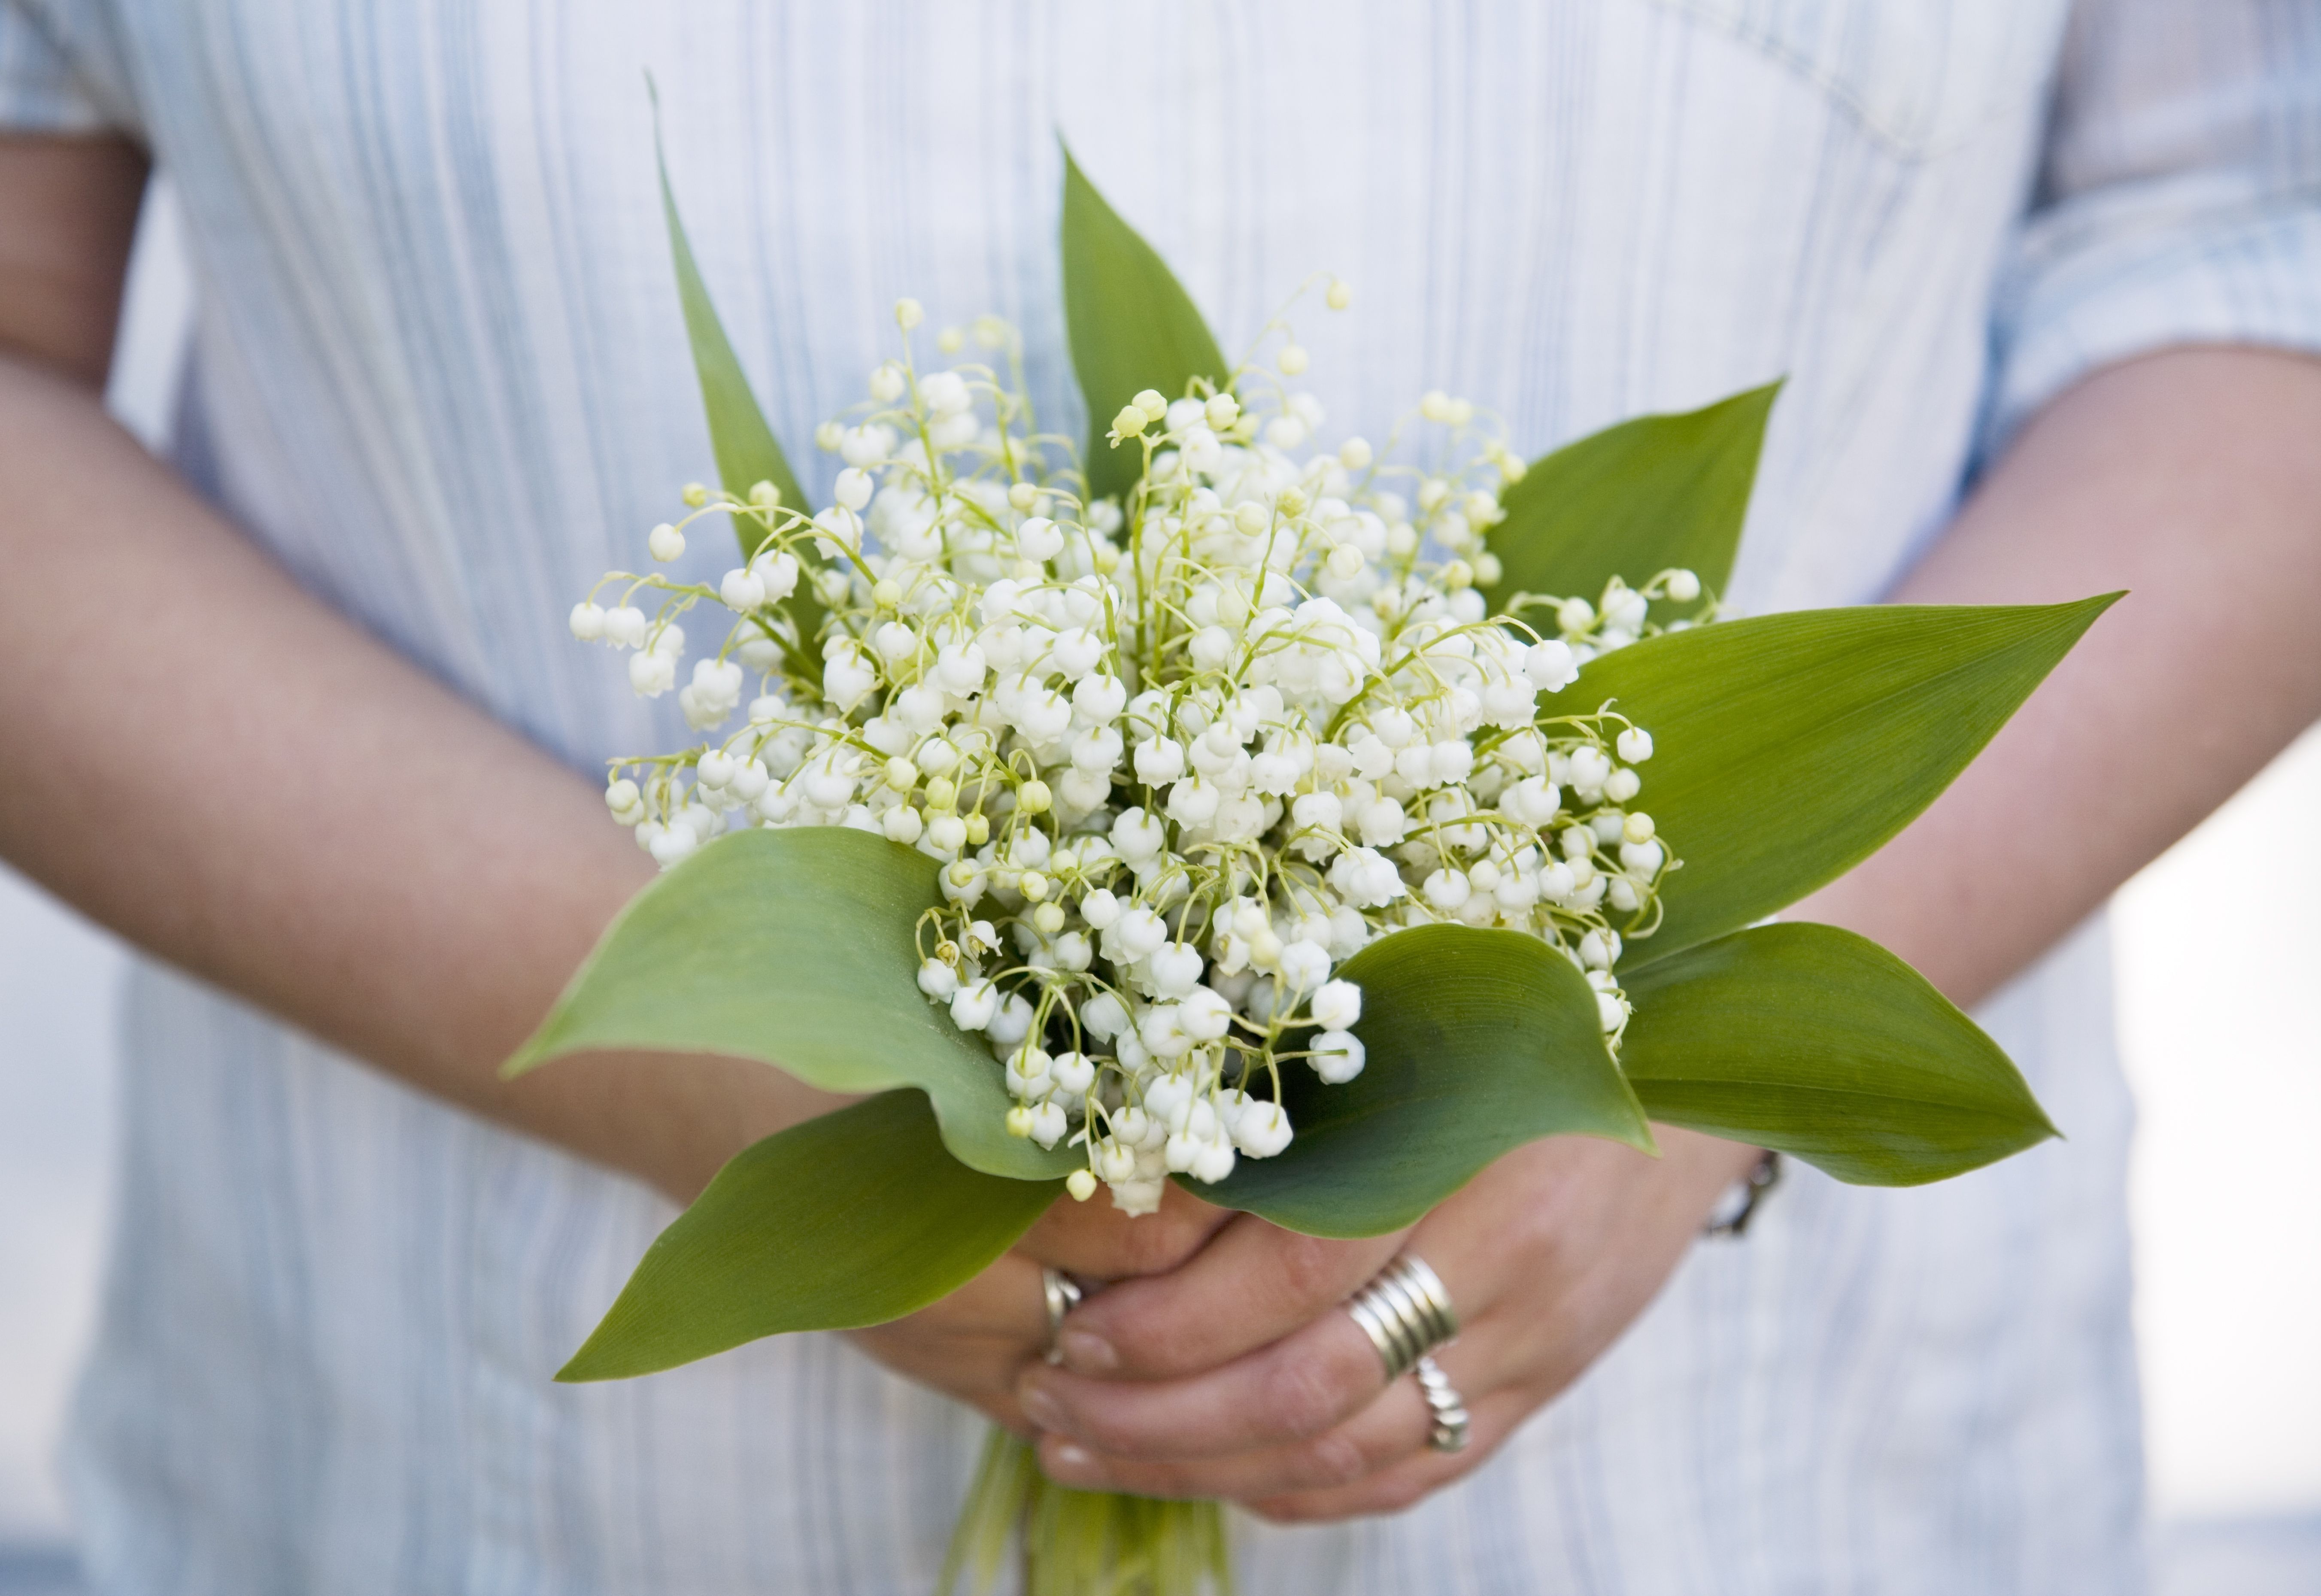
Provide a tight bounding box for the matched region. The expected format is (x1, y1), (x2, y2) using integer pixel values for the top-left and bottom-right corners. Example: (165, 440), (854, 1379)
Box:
(1009, 1126), (1760, 1520)
(846, 1178), (1237, 1431)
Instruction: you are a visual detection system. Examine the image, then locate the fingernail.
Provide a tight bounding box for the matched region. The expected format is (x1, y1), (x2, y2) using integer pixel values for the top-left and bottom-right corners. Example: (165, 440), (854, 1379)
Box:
(1045, 1441), (1100, 1484)
(1058, 1329), (1117, 1374)
(1018, 1382), (1068, 1434)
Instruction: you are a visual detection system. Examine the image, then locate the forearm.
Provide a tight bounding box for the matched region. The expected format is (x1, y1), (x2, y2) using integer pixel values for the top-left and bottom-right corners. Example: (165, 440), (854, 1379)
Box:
(0, 352), (843, 1197)
(1800, 346), (2321, 1006)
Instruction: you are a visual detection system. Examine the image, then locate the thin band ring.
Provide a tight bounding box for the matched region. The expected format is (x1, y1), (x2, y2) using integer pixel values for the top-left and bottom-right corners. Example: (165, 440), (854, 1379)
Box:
(1414, 1355), (1471, 1453)
(1343, 1253), (1459, 1382)
(1040, 1266), (1083, 1365)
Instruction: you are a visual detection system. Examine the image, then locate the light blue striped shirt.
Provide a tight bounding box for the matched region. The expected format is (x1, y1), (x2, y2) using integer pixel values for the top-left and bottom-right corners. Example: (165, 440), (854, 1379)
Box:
(5, 1), (2318, 1591)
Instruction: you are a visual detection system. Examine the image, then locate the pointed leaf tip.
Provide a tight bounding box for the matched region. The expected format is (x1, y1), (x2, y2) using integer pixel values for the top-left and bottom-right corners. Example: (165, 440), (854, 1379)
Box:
(1059, 145), (1229, 507)
(651, 94), (811, 568)
(1484, 379), (1782, 619)
(1620, 922), (2059, 1184)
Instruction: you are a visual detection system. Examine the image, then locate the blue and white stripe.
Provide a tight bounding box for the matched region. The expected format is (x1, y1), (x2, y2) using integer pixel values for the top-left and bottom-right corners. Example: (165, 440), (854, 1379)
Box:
(4, 1), (2317, 1590)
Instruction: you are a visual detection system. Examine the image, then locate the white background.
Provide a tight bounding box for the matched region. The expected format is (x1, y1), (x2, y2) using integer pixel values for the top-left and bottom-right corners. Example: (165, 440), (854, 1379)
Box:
(1, 183), (2315, 1581)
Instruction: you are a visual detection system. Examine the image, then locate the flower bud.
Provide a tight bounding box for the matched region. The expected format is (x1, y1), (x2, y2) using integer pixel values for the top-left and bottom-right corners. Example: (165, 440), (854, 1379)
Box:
(894, 297), (924, 330)
(647, 522), (685, 562)
(1325, 279), (1353, 310)
(833, 467), (874, 511)
(1278, 344), (1309, 376)
(1065, 1168), (1098, 1202)
(1132, 389), (1168, 422)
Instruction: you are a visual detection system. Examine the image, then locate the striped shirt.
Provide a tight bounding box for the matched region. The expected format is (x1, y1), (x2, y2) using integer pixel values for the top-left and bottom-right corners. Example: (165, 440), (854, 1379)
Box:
(6, 1), (2318, 1590)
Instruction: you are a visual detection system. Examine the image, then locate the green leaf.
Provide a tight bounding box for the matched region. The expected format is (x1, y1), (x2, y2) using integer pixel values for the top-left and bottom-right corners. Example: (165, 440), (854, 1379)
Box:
(1208, 924), (1653, 1237)
(1059, 142), (1229, 508)
(1620, 922), (2058, 1184)
(559, 1090), (1061, 1380)
(1576, 595), (2121, 968)
(1482, 382), (1780, 619)
(507, 826), (1074, 1182)
(650, 84), (810, 562)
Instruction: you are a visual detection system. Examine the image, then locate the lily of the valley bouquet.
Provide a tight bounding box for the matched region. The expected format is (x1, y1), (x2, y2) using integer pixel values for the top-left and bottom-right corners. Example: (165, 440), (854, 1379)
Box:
(508, 139), (2109, 1595)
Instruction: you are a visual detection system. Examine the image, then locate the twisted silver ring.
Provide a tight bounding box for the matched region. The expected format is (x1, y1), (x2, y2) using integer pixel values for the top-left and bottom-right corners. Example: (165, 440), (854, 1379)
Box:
(1343, 1253), (1459, 1382)
(1414, 1355), (1471, 1453)
(1040, 1266), (1083, 1365)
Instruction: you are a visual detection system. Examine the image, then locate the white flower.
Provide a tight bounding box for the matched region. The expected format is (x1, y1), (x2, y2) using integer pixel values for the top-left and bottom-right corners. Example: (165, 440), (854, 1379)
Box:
(1134, 736), (1186, 783)
(919, 371), (971, 416)
(1178, 987), (1232, 1041)
(647, 522), (686, 562)
(629, 649), (677, 697)
(1148, 942), (1204, 998)
(1311, 1029), (1366, 1083)
(1617, 727), (1654, 762)
(1277, 938), (1331, 993)
(1311, 979), (1362, 1031)
(1078, 888), (1123, 930)
(1081, 991), (1129, 1038)
(1232, 1099), (1294, 1158)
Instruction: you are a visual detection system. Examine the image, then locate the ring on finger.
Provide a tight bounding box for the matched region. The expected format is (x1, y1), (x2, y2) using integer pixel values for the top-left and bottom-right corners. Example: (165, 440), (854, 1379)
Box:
(1040, 1266), (1084, 1365)
(1343, 1253), (1459, 1382)
(1414, 1354), (1471, 1453)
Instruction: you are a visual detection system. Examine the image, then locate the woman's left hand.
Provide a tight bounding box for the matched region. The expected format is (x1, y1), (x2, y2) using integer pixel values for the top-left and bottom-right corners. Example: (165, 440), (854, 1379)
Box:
(1012, 1126), (1762, 1521)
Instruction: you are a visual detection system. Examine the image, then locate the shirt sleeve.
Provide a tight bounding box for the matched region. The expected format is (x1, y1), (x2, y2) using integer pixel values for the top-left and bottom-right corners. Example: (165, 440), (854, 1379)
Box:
(1984, 0), (2321, 450)
(0, 0), (128, 134)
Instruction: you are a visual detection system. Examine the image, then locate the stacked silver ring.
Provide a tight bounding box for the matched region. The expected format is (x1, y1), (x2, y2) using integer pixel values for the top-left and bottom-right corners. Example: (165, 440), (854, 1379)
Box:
(1343, 1253), (1459, 1381)
(1414, 1355), (1471, 1453)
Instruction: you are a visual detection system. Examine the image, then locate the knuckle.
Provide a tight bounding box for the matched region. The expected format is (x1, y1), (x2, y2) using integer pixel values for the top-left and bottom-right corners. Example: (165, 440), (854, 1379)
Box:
(1301, 1430), (1372, 1489)
(1259, 1350), (1350, 1439)
(1268, 1231), (1344, 1307)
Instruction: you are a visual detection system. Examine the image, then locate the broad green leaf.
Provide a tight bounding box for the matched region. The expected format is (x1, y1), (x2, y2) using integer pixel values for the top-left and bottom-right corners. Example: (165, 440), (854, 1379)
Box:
(1620, 922), (2057, 1184)
(1208, 924), (1653, 1237)
(651, 86), (809, 561)
(1060, 143), (1229, 508)
(1575, 595), (2120, 968)
(1482, 382), (1780, 619)
(507, 826), (1074, 1182)
(560, 1090), (1061, 1380)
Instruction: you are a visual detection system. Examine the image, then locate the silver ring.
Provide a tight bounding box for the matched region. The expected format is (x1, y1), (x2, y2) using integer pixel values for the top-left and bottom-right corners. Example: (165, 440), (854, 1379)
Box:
(1041, 1266), (1083, 1365)
(1414, 1355), (1470, 1453)
(1343, 1253), (1459, 1382)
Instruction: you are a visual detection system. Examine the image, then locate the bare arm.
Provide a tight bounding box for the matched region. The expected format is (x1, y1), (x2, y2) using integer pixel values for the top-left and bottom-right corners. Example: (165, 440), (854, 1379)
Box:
(0, 135), (849, 1202)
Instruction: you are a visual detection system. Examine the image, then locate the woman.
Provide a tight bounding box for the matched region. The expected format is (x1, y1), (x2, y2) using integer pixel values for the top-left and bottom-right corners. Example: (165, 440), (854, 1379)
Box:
(2, 2), (2316, 1591)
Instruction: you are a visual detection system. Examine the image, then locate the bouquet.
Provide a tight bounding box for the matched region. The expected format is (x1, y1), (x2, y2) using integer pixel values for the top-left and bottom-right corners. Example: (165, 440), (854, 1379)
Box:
(508, 129), (2109, 1595)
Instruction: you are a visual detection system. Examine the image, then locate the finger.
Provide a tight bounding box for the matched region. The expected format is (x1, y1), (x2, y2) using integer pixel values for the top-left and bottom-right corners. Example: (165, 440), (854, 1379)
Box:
(1016, 1299), (1388, 1459)
(1033, 1358), (1435, 1501)
(1050, 1215), (1407, 1378)
(846, 1250), (1050, 1432)
(1241, 1387), (1528, 1525)
(1013, 1177), (1232, 1282)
